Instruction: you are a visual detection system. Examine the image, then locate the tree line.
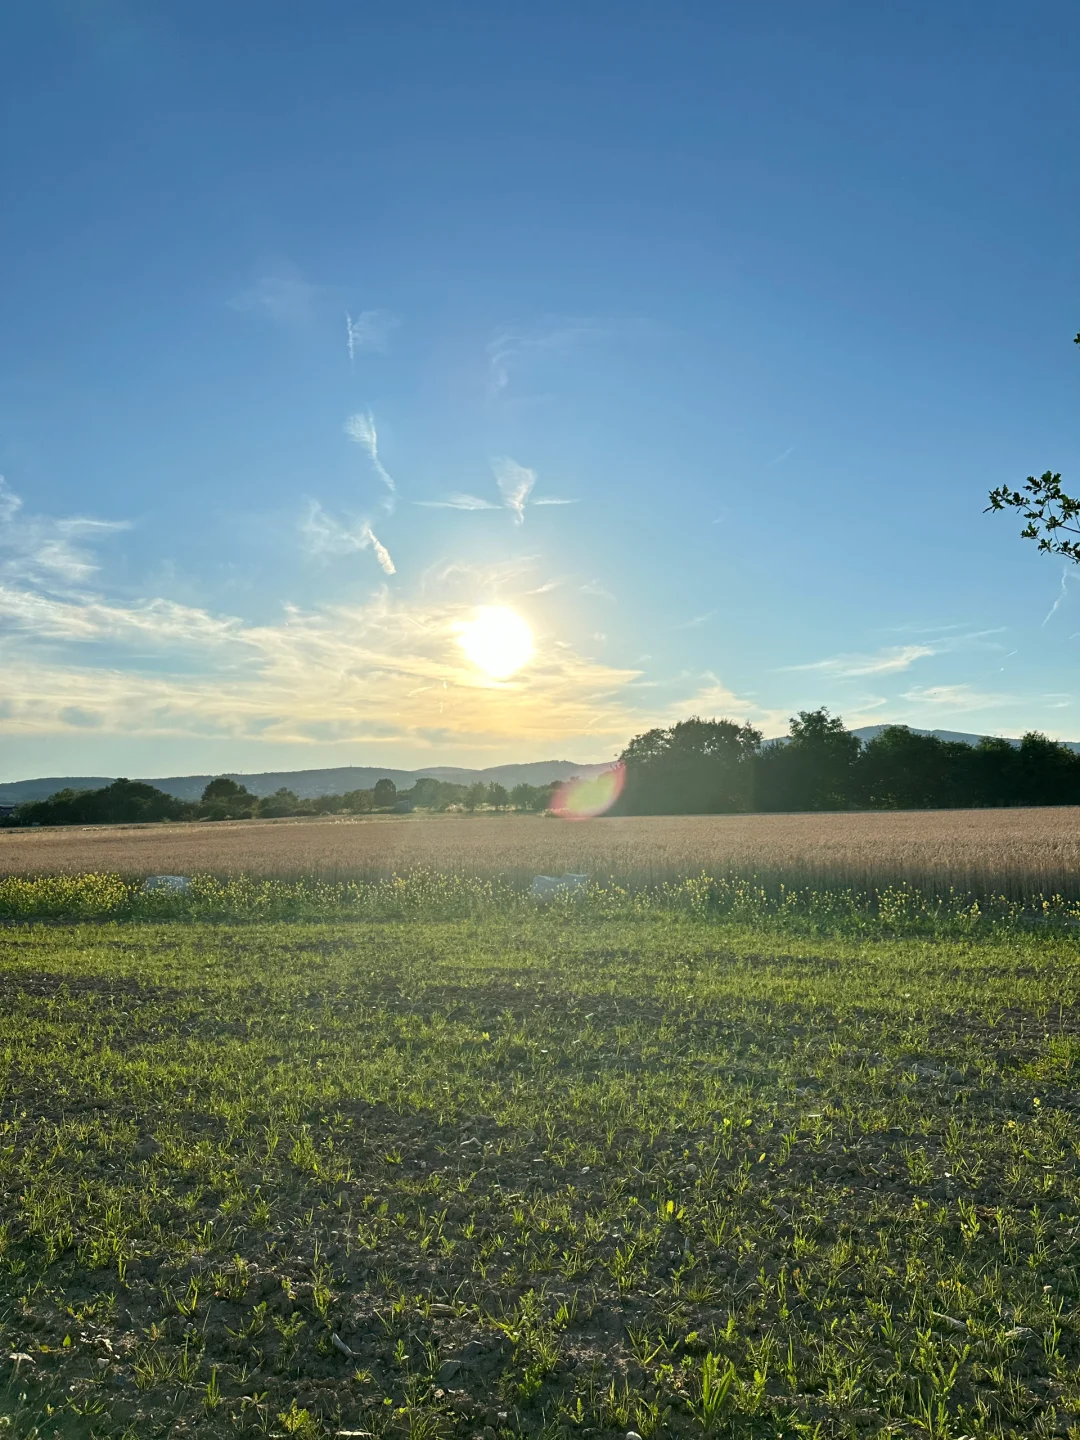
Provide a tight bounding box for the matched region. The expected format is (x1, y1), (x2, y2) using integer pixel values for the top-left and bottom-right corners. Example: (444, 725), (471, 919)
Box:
(7, 710), (1078, 827)
(2, 774), (559, 827)
(612, 710), (1080, 813)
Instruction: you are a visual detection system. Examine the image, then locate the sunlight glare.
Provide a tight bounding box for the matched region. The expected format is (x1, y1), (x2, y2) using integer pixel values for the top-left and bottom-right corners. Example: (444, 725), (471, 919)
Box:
(458, 606), (534, 679)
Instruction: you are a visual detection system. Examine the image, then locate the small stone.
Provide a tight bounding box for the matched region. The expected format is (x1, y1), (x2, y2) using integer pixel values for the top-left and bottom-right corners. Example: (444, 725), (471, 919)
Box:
(627, 1431), (644, 1440)
(1005, 1326), (1037, 1342)
(133, 1136), (161, 1161)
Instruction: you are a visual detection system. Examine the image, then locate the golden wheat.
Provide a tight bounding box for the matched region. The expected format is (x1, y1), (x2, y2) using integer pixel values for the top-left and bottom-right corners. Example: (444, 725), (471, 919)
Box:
(0, 806), (1078, 896)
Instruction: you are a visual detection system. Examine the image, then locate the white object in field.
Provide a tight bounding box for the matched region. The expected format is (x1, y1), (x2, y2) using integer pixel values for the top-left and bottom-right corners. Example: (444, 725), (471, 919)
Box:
(530, 872), (589, 900)
(143, 875), (192, 893)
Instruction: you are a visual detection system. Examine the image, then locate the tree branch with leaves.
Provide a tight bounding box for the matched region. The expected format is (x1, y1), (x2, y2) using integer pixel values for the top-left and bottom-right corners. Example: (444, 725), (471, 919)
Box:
(986, 333), (1080, 562)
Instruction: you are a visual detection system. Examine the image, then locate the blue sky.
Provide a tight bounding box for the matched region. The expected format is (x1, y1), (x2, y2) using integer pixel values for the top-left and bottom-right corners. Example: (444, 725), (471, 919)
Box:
(1, 0), (1079, 779)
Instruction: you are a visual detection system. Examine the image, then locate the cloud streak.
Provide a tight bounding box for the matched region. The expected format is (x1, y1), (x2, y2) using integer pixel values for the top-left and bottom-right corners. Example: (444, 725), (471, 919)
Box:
(1044, 569), (1071, 626)
(0, 562), (657, 757)
(786, 644), (936, 678)
(0, 477), (129, 585)
(362, 524), (396, 576)
(346, 309), (400, 362)
(228, 273), (318, 324)
(901, 683), (1021, 712)
(301, 502), (396, 574)
(415, 494), (500, 511)
(765, 444), (795, 467)
(416, 458), (574, 523)
(486, 320), (604, 401)
(494, 458), (534, 525)
(672, 610), (715, 631)
(346, 411), (397, 513)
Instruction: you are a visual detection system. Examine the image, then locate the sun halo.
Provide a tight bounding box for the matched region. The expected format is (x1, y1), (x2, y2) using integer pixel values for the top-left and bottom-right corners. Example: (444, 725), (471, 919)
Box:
(458, 606), (534, 679)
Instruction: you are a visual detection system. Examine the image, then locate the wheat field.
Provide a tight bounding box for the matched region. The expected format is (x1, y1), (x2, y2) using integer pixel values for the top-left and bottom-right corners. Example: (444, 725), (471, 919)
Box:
(1, 806), (1079, 896)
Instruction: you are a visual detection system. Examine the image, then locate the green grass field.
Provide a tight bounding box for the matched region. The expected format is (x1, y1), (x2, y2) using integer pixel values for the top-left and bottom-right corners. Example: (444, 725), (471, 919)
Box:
(2, 887), (1080, 1439)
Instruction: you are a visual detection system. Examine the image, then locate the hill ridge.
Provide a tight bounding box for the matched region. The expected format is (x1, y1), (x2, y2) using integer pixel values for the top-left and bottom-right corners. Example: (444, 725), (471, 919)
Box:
(0, 760), (610, 806)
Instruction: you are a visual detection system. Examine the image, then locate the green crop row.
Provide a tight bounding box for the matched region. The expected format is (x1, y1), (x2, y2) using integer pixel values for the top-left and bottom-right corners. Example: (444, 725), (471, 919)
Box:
(0, 867), (1078, 937)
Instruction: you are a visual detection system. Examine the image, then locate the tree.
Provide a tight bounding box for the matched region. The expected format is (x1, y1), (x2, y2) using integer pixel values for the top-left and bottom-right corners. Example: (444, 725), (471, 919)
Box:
(756, 709), (859, 811)
(201, 776), (251, 802)
(856, 726), (968, 809)
(404, 777), (468, 811)
(14, 779), (193, 827)
(1015, 731), (1080, 807)
(487, 782), (509, 809)
(987, 332), (1080, 560)
(341, 788), (375, 813)
(618, 716), (762, 814)
(372, 778), (397, 808)
(198, 776), (256, 820)
(464, 781), (487, 812)
(257, 787), (304, 818)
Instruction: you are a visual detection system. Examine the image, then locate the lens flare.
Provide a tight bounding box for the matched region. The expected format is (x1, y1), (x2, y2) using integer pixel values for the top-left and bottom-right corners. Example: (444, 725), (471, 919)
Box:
(457, 606), (534, 679)
(552, 763), (626, 820)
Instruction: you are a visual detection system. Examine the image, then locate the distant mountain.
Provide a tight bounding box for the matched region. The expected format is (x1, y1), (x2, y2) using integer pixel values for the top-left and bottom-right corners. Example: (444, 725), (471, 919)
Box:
(759, 724), (1080, 752)
(0, 777), (118, 805)
(0, 760), (611, 807)
(849, 725), (1080, 754)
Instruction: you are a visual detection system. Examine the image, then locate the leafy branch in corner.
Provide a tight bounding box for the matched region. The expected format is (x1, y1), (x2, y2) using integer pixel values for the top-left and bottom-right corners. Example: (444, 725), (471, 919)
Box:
(986, 333), (1080, 563)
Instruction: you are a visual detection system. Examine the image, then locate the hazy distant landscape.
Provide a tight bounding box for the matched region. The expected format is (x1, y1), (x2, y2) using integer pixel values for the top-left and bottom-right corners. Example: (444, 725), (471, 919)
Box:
(0, 726), (1069, 806)
(0, 758), (609, 806)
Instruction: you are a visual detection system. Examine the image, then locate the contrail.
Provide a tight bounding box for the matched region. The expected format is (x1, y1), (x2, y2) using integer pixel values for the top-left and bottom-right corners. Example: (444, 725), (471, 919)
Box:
(346, 411), (397, 513)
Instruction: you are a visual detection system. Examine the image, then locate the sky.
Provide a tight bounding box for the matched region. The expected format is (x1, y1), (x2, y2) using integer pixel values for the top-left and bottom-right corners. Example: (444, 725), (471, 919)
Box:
(1, 0), (1079, 781)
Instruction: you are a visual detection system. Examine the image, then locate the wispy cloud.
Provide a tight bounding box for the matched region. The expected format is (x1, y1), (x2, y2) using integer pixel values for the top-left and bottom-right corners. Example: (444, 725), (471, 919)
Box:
(0, 483), (21, 525)
(580, 580), (615, 600)
(415, 494), (500, 511)
(1044, 568), (1072, 626)
(0, 477), (129, 584)
(668, 672), (790, 739)
(228, 273), (318, 325)
(301, 502), (368, 558)
(494, 458), (535, 525)
(486, 320), (605, 401)
(0, 583), (243, 648)
(345, 411), (397, 513)
(363, 524), (396, 576)
(785, 644), (936, 678)
(0, 557), (661, 758)
(901, 683), (1021, 712)
(882, 620), (988, 636)
(345, 309), (400, 363)
(672, 610), (715, 631)
(415, 457), (573, 523)
(301, 502), (396, 574)
(765, 444), (795, 467)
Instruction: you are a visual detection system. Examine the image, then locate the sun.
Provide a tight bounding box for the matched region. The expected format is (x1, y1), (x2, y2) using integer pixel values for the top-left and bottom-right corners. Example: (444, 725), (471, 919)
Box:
(458, 606), (534, 679)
